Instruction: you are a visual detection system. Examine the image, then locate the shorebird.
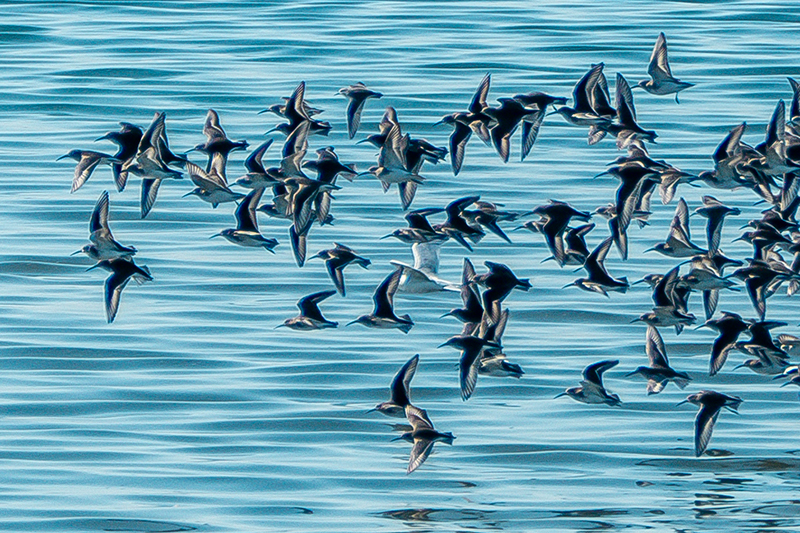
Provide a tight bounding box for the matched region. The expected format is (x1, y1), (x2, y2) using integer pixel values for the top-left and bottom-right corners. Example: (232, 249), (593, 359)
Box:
(435, 196), (485, 251)
(438, 335), (500, 401)
(512, 92), (567, 161)
(338, 82), (383, 139)
(277, 290), (338, 330)
(611, 73), (658, 147)
(72, 190), (137, 261)
(442, 258), (484, 335)
(472, 261), (531, 323)
(552, 63), (613, 127)
(697, 123), (749, 190)
(121, 112), (184, 218)
(734, 320), (790, 375)
(95, 121), (143, 192)
(347, 267), (414, 333)
(698, 311), (750, 375)
(210, 187), (279, 252)
(678, 391), (742, 457)
(394, 404), (455, 474)
(87, 258), (153, 323)
(625, 326), (690, 394)
(266, 81), (332, 137)
(529, 200), (592, 266)
(637, 32), (694, 103)
(57, 149), (120, 194)
(369, 354), (419, 417)
(359, 121), (426, 209)
(232, 139), (280, 190)
(681, 253), (740, 320)
(694, 196), (741, 255)
(381, 207), (448, 245)
(556, 360), (621, 406)
(310, 243), (370, 296)
(632, 265), (695, 332)
(184, 159), (245, 208)
(188, 109), (248, 172)
(482, 97), (539, 163)
(434, 73), (492, 175)
(477, 309), (524, 379)
(564, 236), (629, 296)
(645, 198), (707, 257)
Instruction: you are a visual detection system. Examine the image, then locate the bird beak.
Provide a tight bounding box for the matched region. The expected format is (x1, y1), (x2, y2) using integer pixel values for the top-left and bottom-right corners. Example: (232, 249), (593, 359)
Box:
(264, 126), (280, 135)
(355, 139), (372, 145)
(629, 317), (643, 324)
(732, 363), (746, 371)
(56, 154), (71, 161)
(675, 399), (689, 407)
(623, 370), (638, 378)
(345, 319), (359, 327)
(553, 392), (568, 399)
(436, 341), (449, 349)
(379, 234), (393, 240)
(257, 109), (270, 115)
(209, 233), (223, 239)
(70, 249), (83, 256)
(85, 263), (101, 272)
(94, 133), (111, 142)
(630, 278), (647, 286)
(182, 191), (195, 198)
(642, 247), (656, 253)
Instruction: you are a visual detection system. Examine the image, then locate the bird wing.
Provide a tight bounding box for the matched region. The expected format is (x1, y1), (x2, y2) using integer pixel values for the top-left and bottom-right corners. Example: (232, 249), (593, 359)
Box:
(648, 32), (672, 79)
(695, 404), (722, 457)
(390, 354), (419, 406)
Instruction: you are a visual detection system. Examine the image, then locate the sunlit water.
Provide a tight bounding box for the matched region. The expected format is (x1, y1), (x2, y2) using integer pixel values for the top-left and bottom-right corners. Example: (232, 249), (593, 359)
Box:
(2, 1), (800, 531)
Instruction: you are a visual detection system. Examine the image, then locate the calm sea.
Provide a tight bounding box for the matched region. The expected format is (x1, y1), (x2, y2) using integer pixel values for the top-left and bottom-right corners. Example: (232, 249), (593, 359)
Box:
(2, 1), (800, 531)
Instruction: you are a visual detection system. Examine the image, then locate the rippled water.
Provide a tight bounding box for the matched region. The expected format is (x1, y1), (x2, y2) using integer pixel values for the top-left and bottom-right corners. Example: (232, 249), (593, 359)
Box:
(4, 1), (800, 531)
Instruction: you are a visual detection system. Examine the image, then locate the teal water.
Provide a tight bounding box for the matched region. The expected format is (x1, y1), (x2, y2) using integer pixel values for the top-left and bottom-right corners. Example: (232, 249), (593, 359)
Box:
(2, 1), (800, 531)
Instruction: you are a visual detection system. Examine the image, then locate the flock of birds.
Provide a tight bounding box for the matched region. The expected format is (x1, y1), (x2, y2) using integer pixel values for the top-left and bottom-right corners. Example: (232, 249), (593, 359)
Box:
(59, 33), (800, 473)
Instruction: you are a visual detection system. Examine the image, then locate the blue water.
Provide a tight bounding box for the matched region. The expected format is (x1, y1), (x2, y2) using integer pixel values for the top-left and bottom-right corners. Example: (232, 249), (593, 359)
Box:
(3, 1), (800, 531)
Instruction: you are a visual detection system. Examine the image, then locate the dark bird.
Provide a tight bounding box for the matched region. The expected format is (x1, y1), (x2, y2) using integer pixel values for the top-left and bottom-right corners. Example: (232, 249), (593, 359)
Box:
(278, 290), (338, 330)
(369, 354), (419, 417)
(338, 82), (383, 139)
(694, 196), (741, 255)
(188, 109), (248, 172)
(636, 32), (694, 102)
(697, 311), (750, 376)
(434, 73), (492, 175)
(57, 149), (120, 194)
(72, 190), (137, 261)
(482, 97), (539, 163)
(87, 258), (153, 323)
(625, 325), (691, 394)
(645, 198), (707, 257)
(347, 267), (414, 333)
(512, 92), (567, 161)
(394, 404), (455, 474)
(438, 335), (500, 401)
(564, 236), (629, 296)
(678, 390), (742, 457)
(310, 243), (371, 296)
(210, 187), (279, 252)
(95, 121), (143, 192)
(472, 261), (532, 323)
(556, 359), (621, 406)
